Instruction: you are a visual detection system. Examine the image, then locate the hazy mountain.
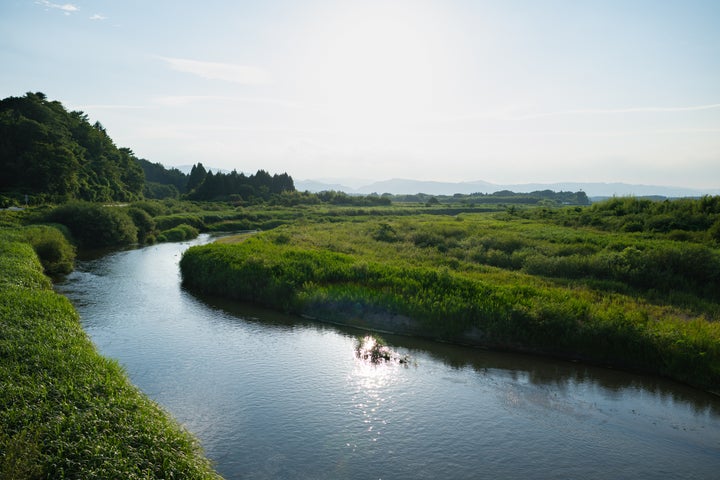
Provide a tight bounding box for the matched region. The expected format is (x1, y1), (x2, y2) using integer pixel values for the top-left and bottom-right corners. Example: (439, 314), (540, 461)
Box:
(295, 179), (356, 193)
(296, 178), (720, 198)
(354, 179), (498, 195)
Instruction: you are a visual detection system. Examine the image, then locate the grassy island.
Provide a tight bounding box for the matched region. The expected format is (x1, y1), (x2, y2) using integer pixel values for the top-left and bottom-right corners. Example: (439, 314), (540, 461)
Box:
(0, 229), (220, 479)
(181, 199), (720, 392)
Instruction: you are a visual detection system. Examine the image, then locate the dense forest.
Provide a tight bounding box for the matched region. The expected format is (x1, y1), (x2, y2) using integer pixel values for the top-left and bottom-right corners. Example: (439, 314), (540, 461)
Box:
(0, 92), (144, 202)
(0, 92), (295, 205)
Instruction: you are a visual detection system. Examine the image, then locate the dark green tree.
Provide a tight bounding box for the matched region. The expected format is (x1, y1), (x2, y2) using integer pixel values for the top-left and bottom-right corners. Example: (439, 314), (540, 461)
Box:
(138, 158), (188, 194)
(186, 163), (207, 192)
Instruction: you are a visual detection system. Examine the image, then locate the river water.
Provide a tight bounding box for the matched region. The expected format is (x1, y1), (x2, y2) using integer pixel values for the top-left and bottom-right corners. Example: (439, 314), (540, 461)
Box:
(56, 235), (720, 479)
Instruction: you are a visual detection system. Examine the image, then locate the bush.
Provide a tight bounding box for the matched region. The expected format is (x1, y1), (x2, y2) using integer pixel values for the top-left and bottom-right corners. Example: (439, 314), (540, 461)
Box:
(20, 225), (76, 275)
(127, 207), (157, 244)
(157, 223), (199, 242)
(154, 214), (205, 231)
(46, 202), (138, 248)
(373, 223), (399, 242)
(130, 200), (168, 217)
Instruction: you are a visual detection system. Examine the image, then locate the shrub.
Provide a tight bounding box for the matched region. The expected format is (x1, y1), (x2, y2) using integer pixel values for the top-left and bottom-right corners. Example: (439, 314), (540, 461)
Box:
(154, 214), (205, 231)
(157, 223), (199, 242)
(20, 225), (76, 275)
(130, 200), (168, 217)
(46, 202), (138, 248)
(127, 207), (157, 244)
(373, 223), (399, 242)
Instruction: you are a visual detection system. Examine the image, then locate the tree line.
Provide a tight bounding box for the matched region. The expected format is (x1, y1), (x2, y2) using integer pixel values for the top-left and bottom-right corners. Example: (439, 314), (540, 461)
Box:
(0, 92), (295, 205)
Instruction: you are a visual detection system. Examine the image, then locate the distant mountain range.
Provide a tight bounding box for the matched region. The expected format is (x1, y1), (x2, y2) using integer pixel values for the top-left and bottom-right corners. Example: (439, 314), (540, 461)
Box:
(295, 178), (720, 199)
(174, 165), (719, 199)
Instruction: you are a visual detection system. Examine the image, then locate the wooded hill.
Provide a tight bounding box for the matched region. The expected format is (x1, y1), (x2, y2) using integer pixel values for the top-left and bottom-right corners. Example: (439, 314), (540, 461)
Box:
(0, 92), (144, 203)
(0, 92), (295, 205)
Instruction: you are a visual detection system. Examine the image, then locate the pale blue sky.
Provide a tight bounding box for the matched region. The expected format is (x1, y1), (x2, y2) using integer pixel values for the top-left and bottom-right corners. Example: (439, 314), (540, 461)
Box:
(2, 0), (719, 188)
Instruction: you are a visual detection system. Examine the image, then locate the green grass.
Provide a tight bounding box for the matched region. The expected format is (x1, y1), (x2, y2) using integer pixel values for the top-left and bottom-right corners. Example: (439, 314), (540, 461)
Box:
(181, 209), (720, 392)
(0, 230), (221, 479)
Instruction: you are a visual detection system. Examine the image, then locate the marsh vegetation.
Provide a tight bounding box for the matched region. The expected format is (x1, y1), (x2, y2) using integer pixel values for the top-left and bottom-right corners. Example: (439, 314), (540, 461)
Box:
(180, 197), (720, 391)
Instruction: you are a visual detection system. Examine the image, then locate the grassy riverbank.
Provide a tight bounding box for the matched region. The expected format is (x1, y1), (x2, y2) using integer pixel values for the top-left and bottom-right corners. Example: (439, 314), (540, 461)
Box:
(0, 228), (221, 479)
(181, 204), (720, 392)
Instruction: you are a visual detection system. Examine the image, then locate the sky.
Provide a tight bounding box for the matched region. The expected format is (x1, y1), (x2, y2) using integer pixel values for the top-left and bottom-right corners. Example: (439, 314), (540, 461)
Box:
(1, 0), (719, 189)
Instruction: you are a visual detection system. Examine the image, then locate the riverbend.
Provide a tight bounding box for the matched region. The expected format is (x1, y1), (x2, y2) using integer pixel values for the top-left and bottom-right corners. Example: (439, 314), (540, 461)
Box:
(58, 236), (720, 479)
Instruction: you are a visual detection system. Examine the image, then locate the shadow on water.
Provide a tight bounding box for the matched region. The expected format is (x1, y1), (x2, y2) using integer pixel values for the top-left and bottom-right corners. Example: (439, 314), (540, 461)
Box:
(189, 289), (720, 417)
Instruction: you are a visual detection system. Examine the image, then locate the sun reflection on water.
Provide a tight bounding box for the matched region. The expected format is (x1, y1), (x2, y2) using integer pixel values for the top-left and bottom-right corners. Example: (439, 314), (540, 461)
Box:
(345, 335), (413, 449)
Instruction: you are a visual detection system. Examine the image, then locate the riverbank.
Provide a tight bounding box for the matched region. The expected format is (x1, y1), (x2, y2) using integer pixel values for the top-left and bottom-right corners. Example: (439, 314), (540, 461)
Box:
(0, 230), (221, 479)
(180, 213), (720, 393)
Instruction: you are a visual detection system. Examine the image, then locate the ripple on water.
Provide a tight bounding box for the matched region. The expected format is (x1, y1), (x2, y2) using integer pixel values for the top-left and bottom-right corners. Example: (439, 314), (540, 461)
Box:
(57, 240), (720, 480)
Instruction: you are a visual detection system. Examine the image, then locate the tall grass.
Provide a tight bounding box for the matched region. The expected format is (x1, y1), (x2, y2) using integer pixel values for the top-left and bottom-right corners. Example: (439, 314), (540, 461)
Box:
(0, 229), (221, 479)
(181, 212), (720, 391)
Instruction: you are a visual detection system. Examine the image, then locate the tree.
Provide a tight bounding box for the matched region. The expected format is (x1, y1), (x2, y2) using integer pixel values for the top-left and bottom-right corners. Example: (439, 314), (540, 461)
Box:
(186, 163), (207, 192)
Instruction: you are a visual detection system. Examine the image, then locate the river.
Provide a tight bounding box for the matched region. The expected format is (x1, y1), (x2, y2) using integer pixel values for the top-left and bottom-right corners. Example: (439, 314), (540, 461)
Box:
(56, 235), (720, 479)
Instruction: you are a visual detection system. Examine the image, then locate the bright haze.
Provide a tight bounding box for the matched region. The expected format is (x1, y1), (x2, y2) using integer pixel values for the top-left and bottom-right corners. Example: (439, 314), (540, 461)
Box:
(2, 0), (719, 190)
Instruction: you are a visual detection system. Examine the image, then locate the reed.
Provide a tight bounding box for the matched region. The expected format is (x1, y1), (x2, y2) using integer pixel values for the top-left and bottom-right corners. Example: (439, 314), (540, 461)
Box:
(181, 208), (720, 391)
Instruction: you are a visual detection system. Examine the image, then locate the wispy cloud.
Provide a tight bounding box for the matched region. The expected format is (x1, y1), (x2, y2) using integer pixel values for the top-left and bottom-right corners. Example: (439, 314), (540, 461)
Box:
(514, 103), (720, 120)
(89, 13), (107, 21)
(153, 95), (304, 109)
(36, 0), (78, 15)
(159, 57), (270, 85)
(434, 102), (720, 126)
(72, 104), (147, 111)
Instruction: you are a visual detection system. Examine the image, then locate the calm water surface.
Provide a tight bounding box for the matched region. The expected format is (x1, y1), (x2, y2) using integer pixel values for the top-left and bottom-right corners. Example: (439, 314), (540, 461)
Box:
(56, 236), (720, 479)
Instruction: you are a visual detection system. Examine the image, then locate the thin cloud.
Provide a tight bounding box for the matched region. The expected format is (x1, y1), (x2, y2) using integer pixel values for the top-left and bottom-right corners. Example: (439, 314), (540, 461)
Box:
(73, 104), (147, 111)
(89, 14), (107, 21)
(159, 57), (270, 85)
(36, 0), (78, 14)
(153, 95), (304, 110)
(515, 103), (720, 120)
(434, 102), (720, 126)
